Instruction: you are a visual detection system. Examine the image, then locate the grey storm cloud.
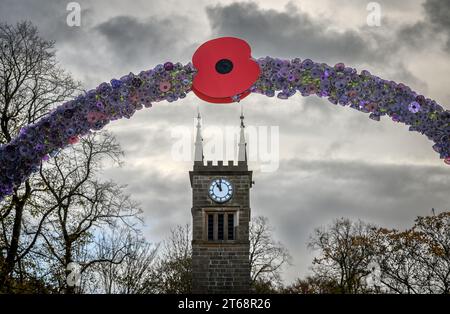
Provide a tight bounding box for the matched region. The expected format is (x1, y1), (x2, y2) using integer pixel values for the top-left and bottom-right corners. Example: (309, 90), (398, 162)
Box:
(396, 21), (429, 48)
(203, 1), (437, 90)
(100, 161), (192, 238)
(394, 0), (450, 53)
(424, 0), (450, 51)
(424, 0), (450, 30)
(1, 0), (449, 282)
(205, 1), (383, 64)
(94, 15), (195, 66)
(0, 0), (203, 87)
(0, 0), (92, 43)
(255, 158), (450, 225)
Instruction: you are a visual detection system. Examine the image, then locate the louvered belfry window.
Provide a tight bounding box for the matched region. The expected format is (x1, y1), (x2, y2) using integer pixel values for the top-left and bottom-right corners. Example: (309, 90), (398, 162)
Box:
(206, 212), (235, 241)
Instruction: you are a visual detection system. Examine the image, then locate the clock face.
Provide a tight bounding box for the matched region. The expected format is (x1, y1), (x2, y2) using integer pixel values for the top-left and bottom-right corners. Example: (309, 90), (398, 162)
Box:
(208, 178), (233, 203)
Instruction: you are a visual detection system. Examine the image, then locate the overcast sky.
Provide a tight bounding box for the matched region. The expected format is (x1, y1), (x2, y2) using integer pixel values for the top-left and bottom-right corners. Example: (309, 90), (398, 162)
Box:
(1, 0), (449, 283)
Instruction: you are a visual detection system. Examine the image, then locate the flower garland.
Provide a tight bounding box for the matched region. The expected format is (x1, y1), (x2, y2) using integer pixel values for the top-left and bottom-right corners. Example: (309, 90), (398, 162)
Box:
(0, 62), (196, 200)
(250, 56), (450, 163)
(0, 37), (449, 201)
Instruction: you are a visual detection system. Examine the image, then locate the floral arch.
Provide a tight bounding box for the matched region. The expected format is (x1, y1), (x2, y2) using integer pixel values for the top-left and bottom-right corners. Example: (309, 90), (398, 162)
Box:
(1, 37), (449, 201)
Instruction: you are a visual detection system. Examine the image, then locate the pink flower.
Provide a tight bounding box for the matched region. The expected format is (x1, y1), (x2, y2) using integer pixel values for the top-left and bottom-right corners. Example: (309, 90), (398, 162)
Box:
(87, 111), (99, 123)
(68, 136), (79, 145)
(159, 81), (171, 92)
(87, 111), (107, 124)
(129, 91), (139, 104)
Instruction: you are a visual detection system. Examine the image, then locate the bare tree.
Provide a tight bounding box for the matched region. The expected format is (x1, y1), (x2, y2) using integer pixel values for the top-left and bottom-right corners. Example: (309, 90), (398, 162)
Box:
(146, 217), (291, 294)
(308, 218), (377, 294)
(249, 216), (291, 288)
(94, 228), (159, 294)
(0, 21), (79, 290)
(30, 132), (142, 293)
(150, 224), (192, 294)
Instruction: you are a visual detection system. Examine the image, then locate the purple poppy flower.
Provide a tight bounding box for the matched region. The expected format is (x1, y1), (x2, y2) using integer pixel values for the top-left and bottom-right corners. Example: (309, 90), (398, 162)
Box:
(265, 89), (275, 97)
(319, 90), (329, 97)
(164, 62), (174, 71)
(320, 80), (331, 91)
(311, 67), (322, 79)
(277, 68), (289, 79)
(153, 64), (164, 73)
(369, 113), (381, 121)
(301, 59), (313, 70)
(334, 79), (346, 90)
(65, 128), (76, 137)
(298, 85), (309, 94)
(131, 77), (142, 88)
(257, 58), (267, 68)
(18, 145), (32, 157)
(273, 59), (283, 69)
(334, 63), (345, 71)
(338, 95), (349, 106)
(97, 82), (112, 98)
(408, 101), (421, 113)
(111, 79), (122, 89)
(4, 145), (18, 161)
(328, 96), (338, 104)
(34, 143), (44, 152)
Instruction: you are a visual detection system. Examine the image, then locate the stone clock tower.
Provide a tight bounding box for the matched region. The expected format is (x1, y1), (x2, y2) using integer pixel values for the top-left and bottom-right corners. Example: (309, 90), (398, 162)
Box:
(189, 108), (253, 294)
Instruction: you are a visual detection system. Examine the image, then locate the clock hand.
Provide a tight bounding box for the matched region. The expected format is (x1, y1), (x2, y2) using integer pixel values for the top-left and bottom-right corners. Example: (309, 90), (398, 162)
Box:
(216, 180), (222, 192)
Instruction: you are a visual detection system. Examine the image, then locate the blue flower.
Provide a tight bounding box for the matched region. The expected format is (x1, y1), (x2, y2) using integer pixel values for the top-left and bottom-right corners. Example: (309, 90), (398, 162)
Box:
(334, 79), (346, 90)
(301, 59), (313, 70)
(408, 101), (421, 113)
(311, 67), (322, 79)
(277, 92), (288, 99)
(111, 79), (122, 89)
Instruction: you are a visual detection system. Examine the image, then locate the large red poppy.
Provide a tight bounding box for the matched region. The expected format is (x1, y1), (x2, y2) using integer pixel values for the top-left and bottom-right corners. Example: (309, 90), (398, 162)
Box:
(192, 37), (260, 103)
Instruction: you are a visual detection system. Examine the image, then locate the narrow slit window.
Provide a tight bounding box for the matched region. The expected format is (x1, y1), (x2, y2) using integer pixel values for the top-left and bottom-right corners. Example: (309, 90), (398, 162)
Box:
(227, 213), (234, 240)
(218, 214), (224, 240)
(207, 214), (214, 241)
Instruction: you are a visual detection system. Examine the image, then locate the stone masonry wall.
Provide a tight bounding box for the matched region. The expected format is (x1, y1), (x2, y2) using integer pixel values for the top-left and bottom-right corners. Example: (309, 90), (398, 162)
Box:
(190, 161), (252, 294)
